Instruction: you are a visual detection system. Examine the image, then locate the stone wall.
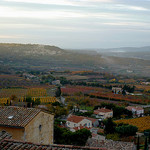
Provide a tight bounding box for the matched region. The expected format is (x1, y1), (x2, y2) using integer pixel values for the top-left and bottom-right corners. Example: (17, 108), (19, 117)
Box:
(25, 111), (54, 145)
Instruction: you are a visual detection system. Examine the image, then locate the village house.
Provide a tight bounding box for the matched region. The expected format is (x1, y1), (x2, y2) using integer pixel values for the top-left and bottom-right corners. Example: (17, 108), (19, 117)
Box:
(94, 108), (113, 119)
(126, 106), (144, 117)
(0, 106), (54, 145)
(112, 87), (122, 94)
(52, 80), (60, 85)
(66, 115), (99, 132)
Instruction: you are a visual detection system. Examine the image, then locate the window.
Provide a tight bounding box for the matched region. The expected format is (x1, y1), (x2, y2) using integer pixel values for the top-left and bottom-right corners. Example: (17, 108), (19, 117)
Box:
(39, 125), (42, 131)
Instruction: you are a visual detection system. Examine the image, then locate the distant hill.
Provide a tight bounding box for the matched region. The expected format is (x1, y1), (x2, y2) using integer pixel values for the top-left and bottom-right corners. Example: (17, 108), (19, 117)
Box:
(0, 43), (150, 77)
(97, 46), (150, 60)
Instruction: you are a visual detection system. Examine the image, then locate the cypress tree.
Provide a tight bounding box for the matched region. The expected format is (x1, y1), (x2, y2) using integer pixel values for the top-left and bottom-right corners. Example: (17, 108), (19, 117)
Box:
(144, 137), (148, 150)
(137, 136), (140, 150)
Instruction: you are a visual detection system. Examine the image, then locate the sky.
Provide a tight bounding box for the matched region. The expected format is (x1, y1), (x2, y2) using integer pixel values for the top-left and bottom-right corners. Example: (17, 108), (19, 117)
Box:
(0, 0), (150, 49)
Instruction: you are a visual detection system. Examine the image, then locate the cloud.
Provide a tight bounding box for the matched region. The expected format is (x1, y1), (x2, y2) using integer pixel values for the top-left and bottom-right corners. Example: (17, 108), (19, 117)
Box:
(1, 0), (150, 48)
(0, 35), (23, 39)
(103, 22), (150, 27)
(0, 5), (126, 20)
(0, 6), (86, 18)
(4, 0), (114, 6)
(116, 4), (149, 11)
(4, 0), (79, 6)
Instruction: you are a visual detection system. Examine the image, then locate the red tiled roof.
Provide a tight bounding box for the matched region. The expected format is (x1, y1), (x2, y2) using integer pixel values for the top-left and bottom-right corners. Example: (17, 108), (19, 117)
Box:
(94, 108), (112, 114)
(0, 131), (12, 142)
(0, 106), (41, 128)
(0, 139), (107, 150)
(86, 117), (97, 124)
(67, 115), (85, 123)
(67, 115), (97, 124)
(126, 106), (143, 111)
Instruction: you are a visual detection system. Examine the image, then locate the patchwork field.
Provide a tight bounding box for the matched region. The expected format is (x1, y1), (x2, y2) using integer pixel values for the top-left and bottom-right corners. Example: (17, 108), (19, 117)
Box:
(61, 85), (150, 104)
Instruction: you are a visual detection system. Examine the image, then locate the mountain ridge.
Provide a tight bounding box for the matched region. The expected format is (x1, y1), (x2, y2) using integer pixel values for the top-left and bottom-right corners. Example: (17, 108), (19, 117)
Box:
(0, 43), (150, 77)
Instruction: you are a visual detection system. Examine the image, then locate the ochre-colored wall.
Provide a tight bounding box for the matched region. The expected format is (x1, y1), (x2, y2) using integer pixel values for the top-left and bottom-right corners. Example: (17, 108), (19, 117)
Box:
(25, 111), (54, 145)
(0, 126), (24, 141)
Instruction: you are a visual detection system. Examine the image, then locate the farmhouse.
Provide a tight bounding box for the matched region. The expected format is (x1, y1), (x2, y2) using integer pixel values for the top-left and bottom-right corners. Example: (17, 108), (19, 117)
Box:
(126, 106), (144, 117)
(52, 80), (60, 85)
(66, 115), (98, 132)
(112, 87), (122, 94)
(0, 106), (54, 145)
(94, 108), (113, 119)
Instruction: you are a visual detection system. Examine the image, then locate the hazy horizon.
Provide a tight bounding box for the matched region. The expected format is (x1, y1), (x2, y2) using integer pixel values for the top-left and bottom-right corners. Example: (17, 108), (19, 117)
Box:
(1, 42), (150, 50)
(0, 0), (150, 49)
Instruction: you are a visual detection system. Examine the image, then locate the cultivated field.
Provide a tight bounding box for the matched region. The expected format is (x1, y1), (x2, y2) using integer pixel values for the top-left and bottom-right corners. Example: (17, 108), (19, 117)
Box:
(115, 116), (150, 132)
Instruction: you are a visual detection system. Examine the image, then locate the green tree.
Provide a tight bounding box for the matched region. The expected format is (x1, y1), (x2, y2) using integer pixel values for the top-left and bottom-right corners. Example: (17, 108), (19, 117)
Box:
(144, 137), (148, 150)
(59, 77), (69, 85)
(55, 86), (61, 97)
(72, 128), (91, 146)
(149, 132), (150, 144)
(55, 106), (68, 118)
(25, 96), (33, 107)
(54, 125), (91, 146)
(104, 118), (116, 134)
(34, 98), (41, 105)
(47, 104), (55, 114)
(115, 124), (138, 136)
(52, 101), (61, 106)
(26, 96), (32, 103)
(137, 136), (140, 150)
(67, 102), (74, 111)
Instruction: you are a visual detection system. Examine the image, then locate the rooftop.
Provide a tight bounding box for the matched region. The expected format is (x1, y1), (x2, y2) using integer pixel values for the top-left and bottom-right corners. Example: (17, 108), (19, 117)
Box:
(126, 106), (143, 111)
(0, 131), (12, 142)
(67, 115), (97, 124)
(0, 138), (107, 150)
(67, 115), (84, 123)
(0, 106), (41, 128)
(94, 108), (112, 114)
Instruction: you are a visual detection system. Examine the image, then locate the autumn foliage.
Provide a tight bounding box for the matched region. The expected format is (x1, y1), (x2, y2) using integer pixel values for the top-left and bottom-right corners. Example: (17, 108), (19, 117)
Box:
(115, 116), (150, 132)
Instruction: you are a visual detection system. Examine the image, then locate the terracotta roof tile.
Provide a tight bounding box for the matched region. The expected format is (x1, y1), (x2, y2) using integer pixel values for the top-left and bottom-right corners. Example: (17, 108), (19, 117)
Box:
(94, 108), (112, 114)
(0, 131), (12, 142)
(126, 106), (143, 111)
(86, 117), (97, 123)
(0, 106), (41, 128)
(0, 139), (107, 150)
(67, 115), (97, 124)
(67, 115), (85, 123)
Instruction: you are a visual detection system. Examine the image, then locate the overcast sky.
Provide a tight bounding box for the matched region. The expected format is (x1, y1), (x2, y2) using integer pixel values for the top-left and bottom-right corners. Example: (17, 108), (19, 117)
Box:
(0, 0), (150, 49)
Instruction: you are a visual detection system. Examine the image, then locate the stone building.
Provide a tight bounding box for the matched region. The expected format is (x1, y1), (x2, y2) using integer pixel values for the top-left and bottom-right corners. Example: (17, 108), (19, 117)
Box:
(94, 108), (113, 119)
(126, 106), (144, 117)
(66, 115), (99, 132)
(0, 106), (54, 145)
